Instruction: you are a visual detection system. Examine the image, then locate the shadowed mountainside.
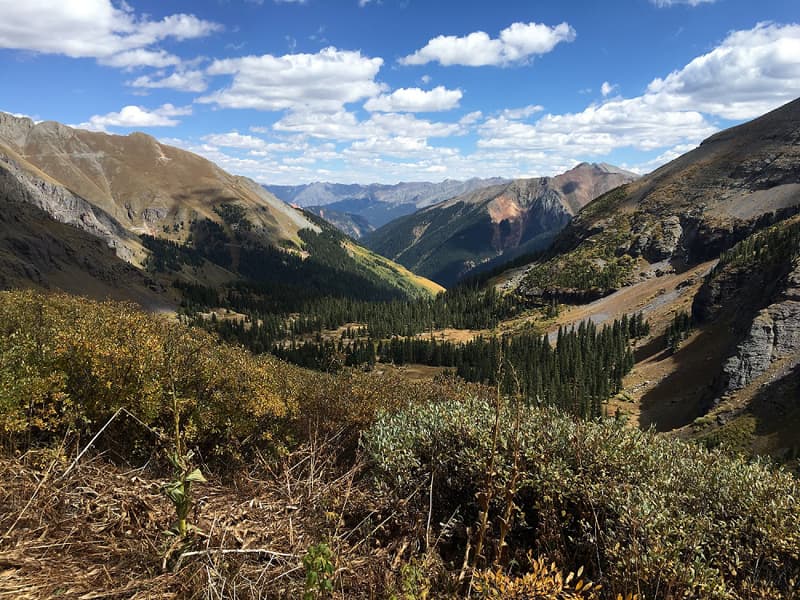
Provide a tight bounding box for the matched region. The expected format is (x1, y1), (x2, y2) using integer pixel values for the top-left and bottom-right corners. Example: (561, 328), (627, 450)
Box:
(363, 163), (636, 286)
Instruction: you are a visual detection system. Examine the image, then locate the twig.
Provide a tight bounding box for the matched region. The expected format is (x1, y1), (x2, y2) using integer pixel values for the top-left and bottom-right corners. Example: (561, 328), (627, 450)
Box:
(61, 408), (123, 480)
(3, 438), (64, 539)
(173, 547), (296, 573)
(425, 469), (434, 552)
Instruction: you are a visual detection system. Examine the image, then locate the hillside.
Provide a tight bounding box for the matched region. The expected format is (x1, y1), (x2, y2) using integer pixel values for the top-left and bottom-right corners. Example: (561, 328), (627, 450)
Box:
(0, 186), (171, 310)
(0, 112), (318, 262)
(363, 163), (636, 286)
(482, 97), (800, 459)
(267, 177), (508, 230)
(508, 98), (800, 300)
(0, 112), (441, 304)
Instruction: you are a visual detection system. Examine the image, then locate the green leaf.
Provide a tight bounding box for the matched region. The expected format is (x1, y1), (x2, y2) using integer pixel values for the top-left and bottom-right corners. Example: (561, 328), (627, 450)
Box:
(185, 468), (207, 483)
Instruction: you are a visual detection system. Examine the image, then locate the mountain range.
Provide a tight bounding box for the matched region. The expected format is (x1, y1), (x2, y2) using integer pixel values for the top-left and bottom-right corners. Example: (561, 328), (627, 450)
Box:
(0, 112), (443, 305)
(265, 177), (508, 232)
(3, 97), (800, 464)
(362, 162), (637, 286)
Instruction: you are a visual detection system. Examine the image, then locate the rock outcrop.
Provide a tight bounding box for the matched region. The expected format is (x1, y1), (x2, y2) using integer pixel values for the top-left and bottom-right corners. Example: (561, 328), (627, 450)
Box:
(630, 215), (683, 262)
(0, 152), (137, 262)
(723, 261), (800, 391)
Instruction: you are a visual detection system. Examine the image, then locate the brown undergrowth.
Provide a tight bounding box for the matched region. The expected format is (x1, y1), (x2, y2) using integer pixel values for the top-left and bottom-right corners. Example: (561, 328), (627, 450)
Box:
(0, 437), (400, 599)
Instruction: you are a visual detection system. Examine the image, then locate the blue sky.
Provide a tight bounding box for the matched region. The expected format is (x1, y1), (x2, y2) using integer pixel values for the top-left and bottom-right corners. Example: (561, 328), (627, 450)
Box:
(1, 0), (798, 184)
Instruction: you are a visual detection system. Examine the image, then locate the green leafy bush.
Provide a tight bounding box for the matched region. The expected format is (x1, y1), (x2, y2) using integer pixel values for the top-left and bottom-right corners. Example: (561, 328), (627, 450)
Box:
(363, 399), (800, 599)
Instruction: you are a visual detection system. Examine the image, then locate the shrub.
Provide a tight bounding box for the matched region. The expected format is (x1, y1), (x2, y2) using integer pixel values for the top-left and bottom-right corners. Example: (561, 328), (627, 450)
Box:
(474, 558), (600, 599)
(363, 399), (800, 599)
(0, 290), (484, 465)
(0, 290), (292, 463)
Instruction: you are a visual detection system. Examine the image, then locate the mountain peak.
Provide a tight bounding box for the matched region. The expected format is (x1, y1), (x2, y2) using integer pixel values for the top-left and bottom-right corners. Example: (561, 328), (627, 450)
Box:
(362, 163), (636, 286)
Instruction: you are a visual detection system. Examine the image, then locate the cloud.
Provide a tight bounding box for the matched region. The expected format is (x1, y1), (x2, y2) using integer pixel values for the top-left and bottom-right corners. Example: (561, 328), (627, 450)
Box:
(273, 110), (465, 141)
(202, 131), (269, 150)
(651, 0), (716, 7)
(644, 22), (800, 119)
(476, 22), (800, 161)
(460, 111), (483, 126)
(400, 21), (575, 67)
(627, 143), (700, 174)
(0, 0), (221, 68)
(478, 96), (715, 157)
(77, 104), (191, 131)
(347, 136), (436, 157)
(500, 105), (544, 119)
(169, 22), (800, 185)
(200, 47), (385, 112)
(364, 86), (462, 112)
(99, 49), (181, 69)
(128, 70), (208, 92)
(200, 131), (298, 154)
(601, 81), (617, 97)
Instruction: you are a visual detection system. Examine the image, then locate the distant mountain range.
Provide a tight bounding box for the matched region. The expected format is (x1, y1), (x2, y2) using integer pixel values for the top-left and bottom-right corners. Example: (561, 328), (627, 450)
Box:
(362, 163), (637, 286)
(265, 178), (508, 232)
(0, 112), (443, 304)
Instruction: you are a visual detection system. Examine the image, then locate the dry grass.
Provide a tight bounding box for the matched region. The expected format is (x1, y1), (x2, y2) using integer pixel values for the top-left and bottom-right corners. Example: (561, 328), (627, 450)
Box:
(0, 437), (406, 599)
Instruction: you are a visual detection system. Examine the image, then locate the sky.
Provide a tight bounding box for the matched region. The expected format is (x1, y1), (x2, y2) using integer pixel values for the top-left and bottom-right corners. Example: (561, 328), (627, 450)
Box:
(0, 0), (798, 185)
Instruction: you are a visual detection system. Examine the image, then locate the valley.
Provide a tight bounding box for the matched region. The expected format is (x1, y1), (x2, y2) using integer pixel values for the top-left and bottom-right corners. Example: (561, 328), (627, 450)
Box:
(2, 4), (800, 594)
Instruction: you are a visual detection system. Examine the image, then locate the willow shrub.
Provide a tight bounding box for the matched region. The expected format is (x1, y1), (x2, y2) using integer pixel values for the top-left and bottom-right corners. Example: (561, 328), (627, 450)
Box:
(363, 399), (800, 599)
(0, 290), (292, 462)
(0, 290), (478, 465)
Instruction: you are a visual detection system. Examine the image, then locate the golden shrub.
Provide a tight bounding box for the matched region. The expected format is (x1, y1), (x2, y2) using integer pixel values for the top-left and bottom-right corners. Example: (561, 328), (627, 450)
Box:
(473, 557), (601, 599)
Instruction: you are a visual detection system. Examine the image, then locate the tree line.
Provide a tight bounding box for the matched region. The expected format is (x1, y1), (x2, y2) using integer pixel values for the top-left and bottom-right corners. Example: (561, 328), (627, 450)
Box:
(271, 314), (648, 419)
(190, 284), (520, 352)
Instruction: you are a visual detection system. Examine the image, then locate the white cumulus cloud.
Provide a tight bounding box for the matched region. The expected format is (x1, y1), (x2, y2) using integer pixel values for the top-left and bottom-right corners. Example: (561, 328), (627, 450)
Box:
(200, 47), (385, 112)
(601, 81), (617, 97)
(364, 86), (462, 112)
(400, 21), (576, 67)
(0, 0), (221, 68)
(128, 70), (208, 92)
(203, 131), (269, 150)
(476, 22), (800, 164)
(273, 110), (465, 141)
(77, 104), (191, 131)
(645, 22), (800, 119)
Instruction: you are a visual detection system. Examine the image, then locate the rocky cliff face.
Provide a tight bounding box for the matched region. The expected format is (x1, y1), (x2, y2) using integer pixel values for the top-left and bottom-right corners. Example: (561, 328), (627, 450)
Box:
(0, 186), (170, 308)
(0, 150), (137, 262)
(629, 215), (683, 262)
(723, 261), (800, 391)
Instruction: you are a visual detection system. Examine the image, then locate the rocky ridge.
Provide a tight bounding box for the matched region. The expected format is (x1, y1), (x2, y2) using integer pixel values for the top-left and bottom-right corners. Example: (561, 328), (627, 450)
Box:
(363, 163), (636, 286)
(0, 111), (320, 268)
